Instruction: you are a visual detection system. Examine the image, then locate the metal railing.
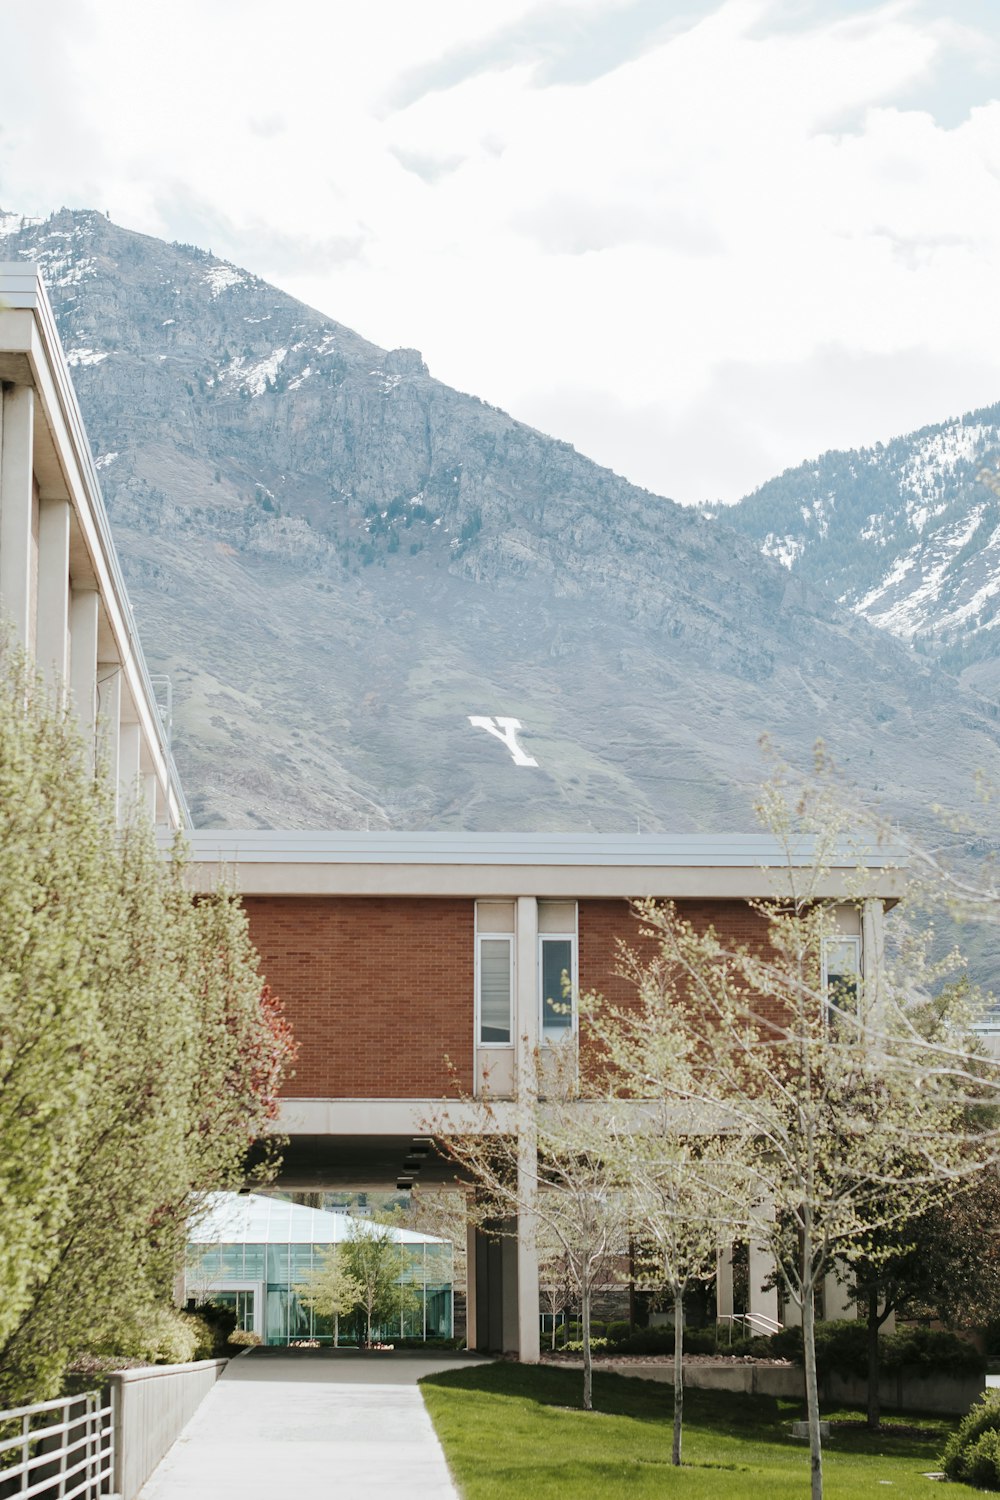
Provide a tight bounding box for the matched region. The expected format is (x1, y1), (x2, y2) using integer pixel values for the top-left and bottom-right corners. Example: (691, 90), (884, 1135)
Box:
(717, 1311), (783, 1340)
(0, 1392), (114, 1500)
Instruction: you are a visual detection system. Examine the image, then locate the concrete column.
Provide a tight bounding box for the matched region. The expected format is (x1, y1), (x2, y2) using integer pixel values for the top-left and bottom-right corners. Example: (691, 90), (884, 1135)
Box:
(516, 1122), (541, 1364)
(0, 385), (34, 645)
(716, 1244), (734, 1319)
(824, 1265), (855, 1321)
(143, 771), (160, 823)
(862, 898), (885, 1016)
(465, 1211), (478, 1351)
(501, 1224), (519, 1354)
(35, 496), (71, 691)
(515, 896), (539, 1085)
(748, 1202), (780, 1328)
(97, 662), (121, 817)
(69, 587), (99, 753)
(118, 721), (141, 814)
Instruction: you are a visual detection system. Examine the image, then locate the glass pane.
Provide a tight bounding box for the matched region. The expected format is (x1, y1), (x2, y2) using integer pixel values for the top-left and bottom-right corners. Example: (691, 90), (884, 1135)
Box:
(825, 939), (859, 1018)
(480, 938), (512, 1044)
(541, 938), (573, 1034)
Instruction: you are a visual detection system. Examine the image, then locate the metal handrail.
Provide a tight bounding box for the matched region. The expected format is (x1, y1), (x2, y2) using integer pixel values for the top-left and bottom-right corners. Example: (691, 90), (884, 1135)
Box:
(717, 1311), (783, 1340)
(0, 1391), (114, 1499)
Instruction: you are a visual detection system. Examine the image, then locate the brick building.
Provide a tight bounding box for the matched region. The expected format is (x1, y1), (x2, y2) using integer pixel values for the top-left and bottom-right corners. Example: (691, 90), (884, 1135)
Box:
(182, 831), (902, 1361)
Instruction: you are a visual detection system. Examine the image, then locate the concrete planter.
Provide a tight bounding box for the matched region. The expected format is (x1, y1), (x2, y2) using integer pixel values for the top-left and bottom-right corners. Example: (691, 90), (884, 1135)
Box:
(556, 1358), (983, 1415)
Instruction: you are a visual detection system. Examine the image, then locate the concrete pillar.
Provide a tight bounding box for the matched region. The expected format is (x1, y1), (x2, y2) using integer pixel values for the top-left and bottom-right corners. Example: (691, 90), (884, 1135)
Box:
(515, 896), (539, 1083)
(143, 771), (159, 823)
(516, 1123), (541, 1364)
(69, 587), (99, 754)
(0, 385), (34, 645)
(465, 1211), (478, 1351)
(35, 496), (71, 690)
(716, 1244), (734, 1319)
(97, 662), (121, 817)
(824, 1266), (855, 1321)
(748, 1203), (780, 1329)
(862, 898), (885, 1016)
(118, 721), (141, 814)
(501, 1223), (519, 1354)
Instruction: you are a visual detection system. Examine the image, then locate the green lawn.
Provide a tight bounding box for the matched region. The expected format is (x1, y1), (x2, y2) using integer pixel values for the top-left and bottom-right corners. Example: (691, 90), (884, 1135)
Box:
(419, 1363), (955, 1499)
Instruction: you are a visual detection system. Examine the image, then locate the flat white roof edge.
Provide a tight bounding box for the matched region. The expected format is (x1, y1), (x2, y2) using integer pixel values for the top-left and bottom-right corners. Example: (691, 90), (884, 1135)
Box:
(168, 829), (906, 870)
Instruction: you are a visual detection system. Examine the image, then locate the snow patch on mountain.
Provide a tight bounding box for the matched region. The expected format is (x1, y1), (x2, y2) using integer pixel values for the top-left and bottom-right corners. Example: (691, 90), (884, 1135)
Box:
(204, 264), (248, 297)
(66, 347), (109, 367)
(219, 348), (288, 396)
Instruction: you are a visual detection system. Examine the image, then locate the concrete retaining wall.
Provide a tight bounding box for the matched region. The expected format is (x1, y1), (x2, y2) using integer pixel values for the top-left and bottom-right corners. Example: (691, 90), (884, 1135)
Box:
(560, 1359), (982, 1415)
(108, 1358), (227, 1500)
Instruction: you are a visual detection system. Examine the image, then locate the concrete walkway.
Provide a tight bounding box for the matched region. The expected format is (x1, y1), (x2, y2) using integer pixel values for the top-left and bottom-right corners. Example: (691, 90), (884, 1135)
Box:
(138, 1350), (489, 1500)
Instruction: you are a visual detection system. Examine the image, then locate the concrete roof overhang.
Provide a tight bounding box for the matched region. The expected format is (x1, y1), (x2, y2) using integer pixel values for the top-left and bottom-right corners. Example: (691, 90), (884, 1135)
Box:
(174, 830), (907, 902)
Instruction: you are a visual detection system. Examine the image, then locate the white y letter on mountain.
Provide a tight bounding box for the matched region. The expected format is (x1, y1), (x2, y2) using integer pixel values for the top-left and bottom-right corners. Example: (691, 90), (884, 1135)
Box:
(468, 716), (539, 767)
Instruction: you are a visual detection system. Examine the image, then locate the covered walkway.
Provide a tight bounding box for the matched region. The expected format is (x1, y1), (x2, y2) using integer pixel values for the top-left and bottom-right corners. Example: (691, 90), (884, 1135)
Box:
(138, 1350), (488, 1499)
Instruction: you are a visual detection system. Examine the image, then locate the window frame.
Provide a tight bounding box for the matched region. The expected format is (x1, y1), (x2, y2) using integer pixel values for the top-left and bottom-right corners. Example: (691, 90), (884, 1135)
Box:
(538, 926), (579, 1044)
(475, 929), (515, 1049)
(822, 934), (862, 1025)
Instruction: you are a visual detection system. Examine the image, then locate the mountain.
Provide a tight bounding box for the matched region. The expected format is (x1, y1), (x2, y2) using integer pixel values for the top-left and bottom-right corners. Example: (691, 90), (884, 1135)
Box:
(723, 408), (1000, 696)
(2, 206), (1000, 847)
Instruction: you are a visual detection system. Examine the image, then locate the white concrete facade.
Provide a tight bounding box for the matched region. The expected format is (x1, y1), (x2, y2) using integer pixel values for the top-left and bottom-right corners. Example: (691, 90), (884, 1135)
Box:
(0, 264), (183, 827)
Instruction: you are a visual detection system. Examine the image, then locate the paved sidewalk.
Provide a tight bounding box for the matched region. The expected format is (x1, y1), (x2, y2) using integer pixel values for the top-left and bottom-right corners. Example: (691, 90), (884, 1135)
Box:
(138, 1351), (488, 1499)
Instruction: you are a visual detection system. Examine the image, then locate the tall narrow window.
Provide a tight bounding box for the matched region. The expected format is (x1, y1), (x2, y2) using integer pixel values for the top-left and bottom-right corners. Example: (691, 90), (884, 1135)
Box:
(540, 936), (575, 1040)
(823, 936), (861, 1023)
(478, 936), (513, 1045)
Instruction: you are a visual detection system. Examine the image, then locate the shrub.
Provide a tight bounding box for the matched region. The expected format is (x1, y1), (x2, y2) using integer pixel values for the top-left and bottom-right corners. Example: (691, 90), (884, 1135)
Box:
(605, 1321), (632, 1345)
(191, 1300), (237, 1356)
(563, 1338), (608, 1353)
(770, 1320), (984, 1379)
(227, 1329), (262, 1348)
(943, 1393), (1000, 1486)
(102, 1306), (202, 1366)
(589, 1321), (606, 1339)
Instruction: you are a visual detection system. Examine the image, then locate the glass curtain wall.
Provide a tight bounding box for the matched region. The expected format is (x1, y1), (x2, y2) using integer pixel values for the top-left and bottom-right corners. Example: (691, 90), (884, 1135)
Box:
(190, 1241), (453, 1346)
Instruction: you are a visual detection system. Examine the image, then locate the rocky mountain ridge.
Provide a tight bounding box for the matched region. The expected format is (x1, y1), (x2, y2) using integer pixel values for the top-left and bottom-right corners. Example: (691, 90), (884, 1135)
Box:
(724, 405), (1000, 694)
(1, 206), (998, 850)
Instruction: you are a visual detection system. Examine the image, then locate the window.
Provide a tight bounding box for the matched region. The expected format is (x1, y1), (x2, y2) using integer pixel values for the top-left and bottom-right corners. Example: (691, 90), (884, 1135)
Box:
(478, 935), (513, 1045)
(540, 934), (577, 1041)
(823, 936), (861, 1023)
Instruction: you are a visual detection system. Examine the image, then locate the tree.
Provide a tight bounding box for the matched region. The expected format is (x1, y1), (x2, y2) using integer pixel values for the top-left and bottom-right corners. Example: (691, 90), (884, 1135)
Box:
(435, 1038), (625, 1410)
(608, 1119), (735, 1466)
(845, 1163), (1000, 1428)
(295, 1247), (362, 1334)
(581, 756), (975, 1500)
(0, 644), (296, 1404)
(337, 1214), (421, 1345)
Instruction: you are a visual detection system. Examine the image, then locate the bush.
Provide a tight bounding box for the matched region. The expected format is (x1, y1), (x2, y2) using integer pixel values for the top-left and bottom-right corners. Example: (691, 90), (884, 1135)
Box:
(101, 1306), (203, 1366)
(770, 1320), (984, 1379)
(227, 1329), (262, 1348)
(943, 1392), (1000, 1486)
(589, 1321), (606, 1339)
(605, 1321), (632, 1345)
(563, 1338), (608, 1353)
(190, 1300), (238, 1357)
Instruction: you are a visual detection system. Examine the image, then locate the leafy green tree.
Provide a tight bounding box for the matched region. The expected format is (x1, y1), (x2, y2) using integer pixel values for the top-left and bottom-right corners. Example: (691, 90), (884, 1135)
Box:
(338, 1215), (421, 1345)
(0, 644), (296, 1403)
(296, 1248), (362, 1333)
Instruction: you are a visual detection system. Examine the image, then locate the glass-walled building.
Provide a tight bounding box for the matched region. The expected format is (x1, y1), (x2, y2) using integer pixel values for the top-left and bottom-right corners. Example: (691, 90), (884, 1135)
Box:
(185, 1193), (453, 1346)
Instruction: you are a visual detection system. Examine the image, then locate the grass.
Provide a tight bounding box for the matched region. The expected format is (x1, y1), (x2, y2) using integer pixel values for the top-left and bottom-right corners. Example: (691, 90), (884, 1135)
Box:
(419, 1363), (955, 1499)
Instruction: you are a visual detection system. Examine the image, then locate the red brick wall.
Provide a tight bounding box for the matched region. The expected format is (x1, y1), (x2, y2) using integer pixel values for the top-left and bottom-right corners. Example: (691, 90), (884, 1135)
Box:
(243, 897), (475, 1098)
(579, 898), (778, 1013)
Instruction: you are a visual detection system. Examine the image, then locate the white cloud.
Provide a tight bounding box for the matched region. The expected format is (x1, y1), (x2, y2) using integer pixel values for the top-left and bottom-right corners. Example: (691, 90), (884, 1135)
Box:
(2, 0), (1000, 501)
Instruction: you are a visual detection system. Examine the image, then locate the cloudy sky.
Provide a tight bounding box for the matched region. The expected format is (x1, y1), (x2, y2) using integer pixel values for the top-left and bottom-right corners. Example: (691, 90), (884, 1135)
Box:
(3, 0), (1000, 503)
